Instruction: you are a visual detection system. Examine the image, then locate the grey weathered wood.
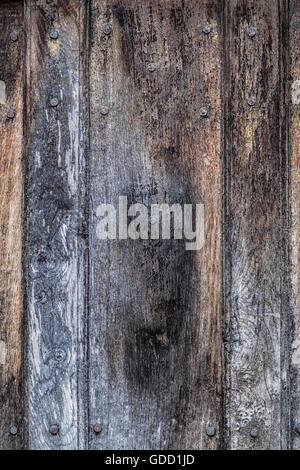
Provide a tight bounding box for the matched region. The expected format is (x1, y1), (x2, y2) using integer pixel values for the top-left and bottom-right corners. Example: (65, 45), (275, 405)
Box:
(88, 0), (222, 450)
(223, 0), (290, 450)
(0, 0), (297, 451)
(25, 0), (87, 449)
(290, 0), (300, 450)
(0, 0), (24, 450)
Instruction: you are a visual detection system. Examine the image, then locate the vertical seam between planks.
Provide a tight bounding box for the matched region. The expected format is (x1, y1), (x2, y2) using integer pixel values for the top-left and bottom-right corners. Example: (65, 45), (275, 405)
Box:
(220, 0), (227, 451)
(78, 0), (89, 449)
(221, 0), (232, 450)
(279, 0), (292, 449)
(85, 0), (91, 450)
(286, 0), (292, 450)
(23, 0), (31, 449)
(77, 0), (92, 449)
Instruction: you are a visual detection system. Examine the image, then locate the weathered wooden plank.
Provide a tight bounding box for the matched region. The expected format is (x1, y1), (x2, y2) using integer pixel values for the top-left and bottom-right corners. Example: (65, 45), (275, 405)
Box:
(223, 0), (290, 450)
(89, 0), (222, 450)
(0, 0), (24, 450)
(290, 0), (300, 450)
(25, 0), (87, 449)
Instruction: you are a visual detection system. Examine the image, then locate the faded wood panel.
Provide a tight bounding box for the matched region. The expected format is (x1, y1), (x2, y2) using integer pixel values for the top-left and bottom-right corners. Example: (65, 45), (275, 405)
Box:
(89, 0), (222, 450)
(290, 0), (300, 450)
(0, 0), (24, 450)
(223, 0), (289, 450)
(25, 0), (87, 449)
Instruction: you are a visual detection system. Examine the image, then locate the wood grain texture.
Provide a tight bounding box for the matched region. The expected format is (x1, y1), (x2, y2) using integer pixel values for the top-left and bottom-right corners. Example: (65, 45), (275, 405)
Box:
(0, 0), (24, 450)
(290, 0), (300, 450)
(89, 0), (222, 450)
(223, 0), (290, 450)
(24, 0), (88, 449)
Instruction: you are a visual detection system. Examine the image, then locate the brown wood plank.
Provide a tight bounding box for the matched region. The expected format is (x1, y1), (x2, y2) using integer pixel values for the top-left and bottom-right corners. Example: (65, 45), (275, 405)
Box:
(223, 0), (290, 450)
(24, 0), (88, 449)
(0, 0), (24, 450)
(88, 0), (222, 450)
(290, 0), (300, 450)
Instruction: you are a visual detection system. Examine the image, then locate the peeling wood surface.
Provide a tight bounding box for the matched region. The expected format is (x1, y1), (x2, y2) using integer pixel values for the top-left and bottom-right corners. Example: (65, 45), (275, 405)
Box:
(290, 0), (300, 450)
(0, 0), (299, 451)
(223, 0), (290, 450)
(0, 0), (24, 450)
(25, 0), (87, 450)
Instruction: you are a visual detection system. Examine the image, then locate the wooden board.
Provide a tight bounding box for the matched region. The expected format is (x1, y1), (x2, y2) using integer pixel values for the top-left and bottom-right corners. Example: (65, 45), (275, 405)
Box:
(0, 0), (24, 450)
(223, 0), (290, 450)
(290, 0), (300, 450)
(0, 0), (298, 451)
(88, 0), (222, 450)
(24, 0), (88, 449)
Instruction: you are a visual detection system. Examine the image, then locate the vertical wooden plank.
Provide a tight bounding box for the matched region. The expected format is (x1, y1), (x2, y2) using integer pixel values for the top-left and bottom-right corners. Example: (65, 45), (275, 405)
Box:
(25, 0), (87, 449)
(0, 0), (24, 450)
(89, 0), (222, 449)
(223, 0), (289, 449)
(290, 0), (300, 449)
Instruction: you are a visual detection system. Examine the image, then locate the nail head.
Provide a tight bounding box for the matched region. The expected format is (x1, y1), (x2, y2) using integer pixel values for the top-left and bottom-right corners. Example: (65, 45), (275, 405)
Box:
(93, 423), (102, 434)
(49, 424), (59, 435)
(50, 98), (59, 107)
(10, 31), (18, 42)
(206, 424), (216, 437)
(103, 24), (112, 35)
(50, 30), (59, 40)
(202, 24), (213, 35)
(199, 106), (209, 118)
(100, 106), (109, 116)
(147, 63), (157, 73)
(246, 26), (257, 38)
(250, 427), (259, 438)
(10, 425), (18, 436)
(247, 95), (257, 107)
(7, 109), (16, 119)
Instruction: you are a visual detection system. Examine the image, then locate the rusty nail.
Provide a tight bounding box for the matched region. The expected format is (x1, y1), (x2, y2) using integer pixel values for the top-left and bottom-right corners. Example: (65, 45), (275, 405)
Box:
(50, 98), (59, 107)
(93, 423), (102, 434)
(50, 30), (59, 40)
(10, 425), (18, 436)
(103, 24), (112, 35)
(250, 427), (259, 438)
(100, 106), (109, 116)
(202, 24), (212, 35)
(206, 424), (216, 437)
(10, 31), (18, 42)
(247, 95), (257, 107)
(199, 106), (209, 118)
(246, 26), (257, 38)
(7, 109), (16, 119)
(147, 63), (157, 73)
(49, 424), (59, 435)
